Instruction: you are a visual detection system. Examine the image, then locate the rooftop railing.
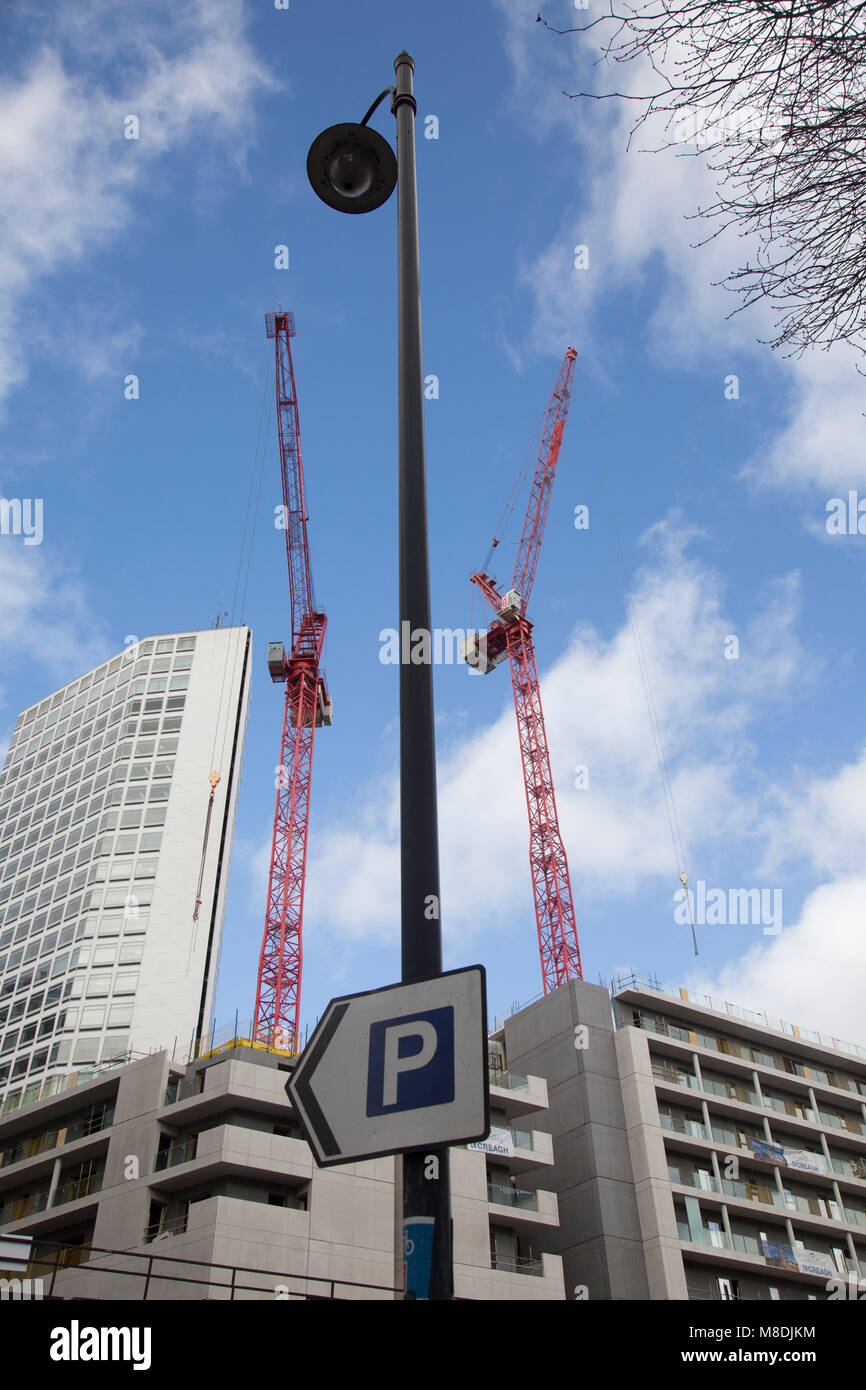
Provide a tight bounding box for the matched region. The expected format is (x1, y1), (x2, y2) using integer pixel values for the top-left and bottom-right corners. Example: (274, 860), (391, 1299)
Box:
(611, 972), (866, 1062)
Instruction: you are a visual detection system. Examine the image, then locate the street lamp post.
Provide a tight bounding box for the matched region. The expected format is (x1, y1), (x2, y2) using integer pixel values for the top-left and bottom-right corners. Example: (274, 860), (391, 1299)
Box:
(307, 52), (453, 1301)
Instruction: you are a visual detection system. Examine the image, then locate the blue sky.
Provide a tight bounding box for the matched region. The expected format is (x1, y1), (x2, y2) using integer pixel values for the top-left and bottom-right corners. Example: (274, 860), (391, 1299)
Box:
(2, 0), (866, 1047)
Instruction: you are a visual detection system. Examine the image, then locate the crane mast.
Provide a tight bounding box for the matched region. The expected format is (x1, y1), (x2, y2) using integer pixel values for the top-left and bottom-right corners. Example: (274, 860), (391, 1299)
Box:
(463, 348), (582, 992)
(254, 311), (332, 1052)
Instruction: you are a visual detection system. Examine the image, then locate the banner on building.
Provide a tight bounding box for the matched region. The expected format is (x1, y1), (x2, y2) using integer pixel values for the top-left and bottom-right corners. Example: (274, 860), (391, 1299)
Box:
(760, 1240), (798, 1271)
(748, 1138), (785, 1166)
(468, 1125), (514, 1158)
(785, 1149), (829, 1175)
(795, 1248), (837, 1279)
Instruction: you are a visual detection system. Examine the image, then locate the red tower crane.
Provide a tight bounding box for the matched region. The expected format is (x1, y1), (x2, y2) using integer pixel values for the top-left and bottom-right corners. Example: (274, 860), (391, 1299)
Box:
(254, 310), (332, 1052)
(462, 348), (582, 992)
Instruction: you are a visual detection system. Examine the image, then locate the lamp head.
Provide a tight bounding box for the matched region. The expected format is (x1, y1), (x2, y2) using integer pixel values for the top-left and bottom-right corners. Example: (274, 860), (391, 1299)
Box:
(307, 122), (397, 214)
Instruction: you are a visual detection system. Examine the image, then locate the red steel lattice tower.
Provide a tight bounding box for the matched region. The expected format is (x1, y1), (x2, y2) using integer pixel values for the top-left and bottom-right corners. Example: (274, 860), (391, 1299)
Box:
(254, 311), (332, 1051)
(463, 348), (582, 991)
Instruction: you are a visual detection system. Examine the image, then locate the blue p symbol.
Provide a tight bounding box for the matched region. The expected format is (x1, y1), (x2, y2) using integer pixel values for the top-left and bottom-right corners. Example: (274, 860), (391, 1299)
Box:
(367, 1007), (454, 1116)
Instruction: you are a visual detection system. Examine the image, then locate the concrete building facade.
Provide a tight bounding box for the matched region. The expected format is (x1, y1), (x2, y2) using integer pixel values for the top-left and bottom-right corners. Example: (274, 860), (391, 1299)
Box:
(0, 628), (251, 1113)
(497, 974), (866, 1301)
(0, 1037), (565, 1300)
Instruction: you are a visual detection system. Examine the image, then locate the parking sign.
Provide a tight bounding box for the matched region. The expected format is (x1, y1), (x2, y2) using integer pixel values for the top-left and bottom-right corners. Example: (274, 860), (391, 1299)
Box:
(286, 966), (488, 1166)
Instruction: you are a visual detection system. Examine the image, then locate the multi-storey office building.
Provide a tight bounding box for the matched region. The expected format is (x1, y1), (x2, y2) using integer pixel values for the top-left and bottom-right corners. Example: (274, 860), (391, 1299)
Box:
(0, 1038), (565, 1299)
(496, 974), (866, 1301)
(0, 629), (251, 1114)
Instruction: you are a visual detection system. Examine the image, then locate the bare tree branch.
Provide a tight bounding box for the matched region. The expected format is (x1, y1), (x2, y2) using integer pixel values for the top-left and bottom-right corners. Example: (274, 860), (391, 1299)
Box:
(539, 1), (866, 355)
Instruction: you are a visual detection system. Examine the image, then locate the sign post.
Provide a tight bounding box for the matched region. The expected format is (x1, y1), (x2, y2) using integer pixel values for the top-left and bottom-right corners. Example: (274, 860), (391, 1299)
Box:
(287, 966), (488, 1168)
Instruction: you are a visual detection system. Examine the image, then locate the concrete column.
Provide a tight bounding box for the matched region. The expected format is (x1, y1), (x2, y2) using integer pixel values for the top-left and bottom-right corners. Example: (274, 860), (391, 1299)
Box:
(46, 1156), (62, 1208)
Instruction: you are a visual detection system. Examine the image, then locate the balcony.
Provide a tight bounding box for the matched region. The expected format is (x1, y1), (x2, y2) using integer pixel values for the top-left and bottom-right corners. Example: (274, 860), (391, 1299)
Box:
(147, 1124), (312, 1194)
(652, 1062), (699, 1091)
(486, 1181), (558, 1230)
(721, 1177), (784, 1210)
(702, 1076), (756, 1107)
(660, 1112), (708, 1141)
(488, 1069), (548, 1120)
(154, 1137), (197, 1172)
(470, 1124), (554, 1173)
(782, 1191), (840, 1221)
(669, 1170), (719, 1194)
(143, 1211), (189, 1243)
(510, 1128), (554, 1168)
(0, 1189), (49, 1223)
(162, 1073), (205, 1108)
(52, 1171), (102, 1207)
(488, 1181), (539, 1211)
(490, 1253), (544, 1277)
(832, 1155), (866, 1182)
(0, 1106), (114, 1171)
(763, 1094), (815, 1123)
(818, 1109), (864, 1137)
(488, 1068), (527, 1091)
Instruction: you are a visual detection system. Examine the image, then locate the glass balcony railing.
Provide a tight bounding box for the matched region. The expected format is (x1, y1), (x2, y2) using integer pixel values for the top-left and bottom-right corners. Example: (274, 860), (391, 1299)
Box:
(162, 1073), (206, 1107)
(728, 1231), (766, 1257)
(52, 1172), (102, 1206)
(660, 1112), (708, 1140)
(710, 1124), (765, 1149)
(722, 1178), (784, 1209)
(669, 1170), (719, 1193)
(818, 1110), (864, 1137)
(143, 1211), (189, 1243)
(491, 1253), (544, 1277)
(702, 1076), (756, 1106)
(682, 1226), (730, 1250)
(154, 1137), (197, 1171)
(488, 1069), (528, 1092)
(511, 1128), (534, 1151)
(652, 1063), (699, 1090)
(0, 1189), (49, 1223)
(832, 1156), (866, 1182)
(782, 1191), (840, 1221)
(0, 1107), (114, 1169)
(487, 1182), (540, 1211)
(763, 1094), (815, 1123)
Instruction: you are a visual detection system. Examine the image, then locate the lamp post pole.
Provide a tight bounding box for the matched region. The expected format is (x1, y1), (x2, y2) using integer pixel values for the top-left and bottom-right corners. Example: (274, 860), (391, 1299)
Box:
(306, 51), (453, 1301)
(391, 50), (453, 1303)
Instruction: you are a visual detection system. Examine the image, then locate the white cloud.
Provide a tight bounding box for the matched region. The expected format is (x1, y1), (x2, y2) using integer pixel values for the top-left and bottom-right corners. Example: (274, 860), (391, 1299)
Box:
(690, 877), (866, 1048)
(0, 544), (112, 727)
(762, 747), (866, 881)
(747, 348), (866, 492)
(0, 0), (275, 407)
(302, 518), (806, 947)
(498, 0), (866, 494)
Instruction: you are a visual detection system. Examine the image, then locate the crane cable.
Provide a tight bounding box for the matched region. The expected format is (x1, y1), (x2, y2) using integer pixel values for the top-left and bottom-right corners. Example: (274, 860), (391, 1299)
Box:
(188, 366), (273, 960)
(573, 370), (699, 956)
(470, 392), (549, 634)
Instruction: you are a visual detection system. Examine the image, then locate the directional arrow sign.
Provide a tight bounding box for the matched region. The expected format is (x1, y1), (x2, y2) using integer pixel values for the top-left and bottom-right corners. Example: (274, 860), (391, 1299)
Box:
(287, 965), (489, 1166)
